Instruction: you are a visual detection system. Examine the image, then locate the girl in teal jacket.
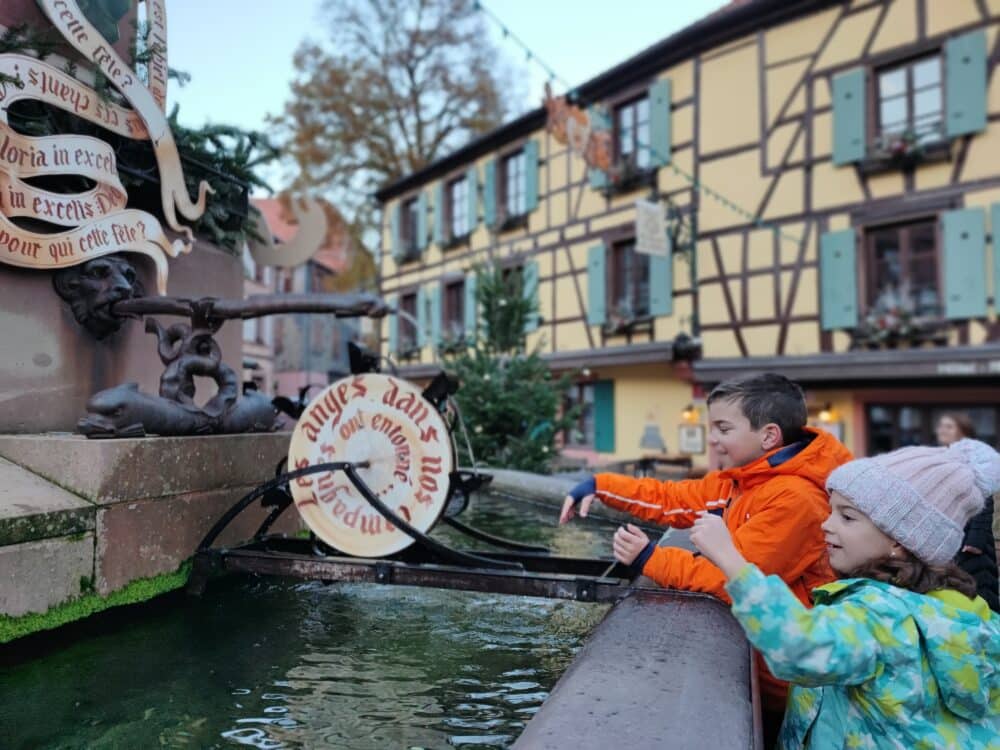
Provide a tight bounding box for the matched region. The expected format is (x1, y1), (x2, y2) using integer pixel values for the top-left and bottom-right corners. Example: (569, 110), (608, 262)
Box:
(691, 439), (1000, 749)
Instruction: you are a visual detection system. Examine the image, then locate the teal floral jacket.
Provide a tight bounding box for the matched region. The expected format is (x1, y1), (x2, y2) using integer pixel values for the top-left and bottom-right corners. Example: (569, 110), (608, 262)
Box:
(726, 565), (1000, 749)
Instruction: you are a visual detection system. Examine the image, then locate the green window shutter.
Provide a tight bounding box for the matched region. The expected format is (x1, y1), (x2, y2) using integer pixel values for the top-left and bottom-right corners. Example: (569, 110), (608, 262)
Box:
(524, 139), (539, 213)
(430, 282), (442, 344)
(588, 106), (610, 189)
(593, 381), (615, 453)
(648, 245), (673, 316)
(391, 204), (402, 261)
(587, 243), (607, 326)
(946, 29), (988, 137)
(416, 285), (428, 347)
(942, 208), (987, 319)
(466, 166), (479, 230)
(433, 181), (445, 246)
(992, 204), (1000, 312)
(523, 260), (540, 332)
(484, 159), (498, 228)
(648, 78), (671, 167)
(464, 271), (478, 340)
(416, 190), (428, 251)
(387, 295), (398, 354)
(819, 229), (858, 330)
(832, 67), (866, 166)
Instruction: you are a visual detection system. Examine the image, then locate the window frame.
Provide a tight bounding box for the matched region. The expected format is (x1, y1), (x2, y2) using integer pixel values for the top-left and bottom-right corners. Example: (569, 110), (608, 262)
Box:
(397, 290), (419, 354)
(445, 174), (471, 246)
(400, 196), (421, 258)
(441, 276), (465, 342)
(563, 381), (596, 448)
(862, 216), (942, 317)
(865, 402), (1000, 454)
(498, 147), (528, 230)
(607, 236), (652, 325)
(613, 94), (652, 171)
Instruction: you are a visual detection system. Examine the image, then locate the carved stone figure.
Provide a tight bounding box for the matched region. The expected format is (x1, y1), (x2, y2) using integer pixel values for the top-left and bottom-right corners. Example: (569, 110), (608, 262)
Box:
(52, 254), (144, 339)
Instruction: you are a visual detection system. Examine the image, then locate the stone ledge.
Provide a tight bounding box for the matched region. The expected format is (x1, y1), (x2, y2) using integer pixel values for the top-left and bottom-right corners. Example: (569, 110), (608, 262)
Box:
(0, 457), (95, 546)
(0, 533), (95, 617)
(0, 432), (292, 504)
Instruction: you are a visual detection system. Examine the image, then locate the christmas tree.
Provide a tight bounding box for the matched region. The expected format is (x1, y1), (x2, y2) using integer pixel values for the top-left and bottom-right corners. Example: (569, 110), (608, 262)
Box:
(444, 264), (577, 473)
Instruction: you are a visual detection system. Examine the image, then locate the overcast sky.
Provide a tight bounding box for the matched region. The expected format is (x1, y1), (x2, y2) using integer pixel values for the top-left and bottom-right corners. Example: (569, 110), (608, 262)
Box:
(166, 0), (722, 134)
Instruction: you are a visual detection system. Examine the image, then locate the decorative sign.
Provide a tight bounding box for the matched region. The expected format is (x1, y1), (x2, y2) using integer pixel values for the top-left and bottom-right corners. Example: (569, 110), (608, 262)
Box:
(288, 374), (454, 557)
(0, 0), (209, 293)
(678, 424), (706, 455)
(543, 82), (612, 172)
(635, 199), (670, 257)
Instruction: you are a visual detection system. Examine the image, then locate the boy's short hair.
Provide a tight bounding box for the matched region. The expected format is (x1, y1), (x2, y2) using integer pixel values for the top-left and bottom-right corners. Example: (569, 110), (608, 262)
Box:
(707, 373), (807, 445)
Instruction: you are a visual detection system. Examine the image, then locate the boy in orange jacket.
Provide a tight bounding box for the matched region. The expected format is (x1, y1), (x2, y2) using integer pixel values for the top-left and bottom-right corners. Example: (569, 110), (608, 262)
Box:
(558, 373), (852, 735)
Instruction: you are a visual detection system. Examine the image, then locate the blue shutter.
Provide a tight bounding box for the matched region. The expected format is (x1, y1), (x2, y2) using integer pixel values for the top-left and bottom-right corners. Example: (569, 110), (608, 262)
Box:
(588, 105), (610, 189)
(524, 139), (539, 213)
(390, 204), (402, 261)
(587, 243), (607, 325)
(946, 30), (987, 137)
(464, 271), (478, 341)
(387, 295), (398, 354)
(942, 208), (987, 319)
(593, 381), (615, 454)
(523, 260), (540, 332)
(430, 282), (442, 344)
(832, 68), (866, 166)
(648, 244), (673, 316)
(433, 181), (445, 246)
(416, 190), (428, 251)
(416, 285), (428, 347)
(819, 229), (858, 330)
(484, 159), (498, 228)
(466, 166), (479, 231)
(992, 204), (1000, 313)
(648, 78), (671, 167)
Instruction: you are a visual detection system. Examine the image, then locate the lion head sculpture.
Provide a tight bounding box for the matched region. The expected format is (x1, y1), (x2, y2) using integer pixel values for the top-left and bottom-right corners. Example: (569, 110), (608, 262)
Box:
(52, 254), (145, 339)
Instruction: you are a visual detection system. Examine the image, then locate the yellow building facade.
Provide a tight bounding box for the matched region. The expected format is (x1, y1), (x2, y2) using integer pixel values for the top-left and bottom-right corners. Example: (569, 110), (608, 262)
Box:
(376, 0), (1000, 465)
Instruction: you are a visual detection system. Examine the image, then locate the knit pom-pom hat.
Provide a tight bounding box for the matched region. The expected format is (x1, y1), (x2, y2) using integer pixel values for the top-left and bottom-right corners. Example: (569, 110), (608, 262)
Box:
(826, 439), (1000, 566)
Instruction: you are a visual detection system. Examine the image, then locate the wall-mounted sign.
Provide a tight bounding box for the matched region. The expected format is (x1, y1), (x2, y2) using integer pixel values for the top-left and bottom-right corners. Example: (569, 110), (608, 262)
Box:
(543, 82), (611, 172)
(678, 424), (706, 455)
(287, 374), (454, 557)
(635, 199), (670, 257)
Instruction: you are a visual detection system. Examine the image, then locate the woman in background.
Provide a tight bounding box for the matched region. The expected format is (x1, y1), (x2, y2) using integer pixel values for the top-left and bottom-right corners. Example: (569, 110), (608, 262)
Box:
(936, 412), (999, 611)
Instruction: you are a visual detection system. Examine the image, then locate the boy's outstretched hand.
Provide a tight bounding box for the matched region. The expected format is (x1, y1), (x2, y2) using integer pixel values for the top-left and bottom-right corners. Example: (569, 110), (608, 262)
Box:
(559, 476), (597, 524)
(690, 512), (749, 580)
(613, 524), (650, 565)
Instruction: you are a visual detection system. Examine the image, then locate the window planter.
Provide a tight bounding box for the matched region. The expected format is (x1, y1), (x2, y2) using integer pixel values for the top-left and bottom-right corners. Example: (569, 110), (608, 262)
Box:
(602, 161), (657, 197)
(497, 213), (529, 233)
(859, 138), (951, 175)
(603, 314), (653, 337)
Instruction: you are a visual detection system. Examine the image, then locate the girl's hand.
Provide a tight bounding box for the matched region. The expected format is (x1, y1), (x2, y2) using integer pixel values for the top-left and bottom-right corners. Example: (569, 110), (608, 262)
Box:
(612, 524), (650, 565)
(690, 513), (748, 580)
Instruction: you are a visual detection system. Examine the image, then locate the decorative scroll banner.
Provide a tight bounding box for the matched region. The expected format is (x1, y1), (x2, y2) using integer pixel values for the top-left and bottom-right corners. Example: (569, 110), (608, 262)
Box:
(0, 54), (149, 140)
(38, 0), (212, 240)
(145, 0), (169, 112)
(247, 196), (328, 268)
(0, 206), (183, 294)
(543, 82), (611, 172)
(288, 374), (454, 557)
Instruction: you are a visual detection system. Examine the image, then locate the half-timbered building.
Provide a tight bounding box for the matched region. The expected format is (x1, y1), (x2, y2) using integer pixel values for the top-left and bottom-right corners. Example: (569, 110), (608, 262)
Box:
(375, 0), (1000, 464)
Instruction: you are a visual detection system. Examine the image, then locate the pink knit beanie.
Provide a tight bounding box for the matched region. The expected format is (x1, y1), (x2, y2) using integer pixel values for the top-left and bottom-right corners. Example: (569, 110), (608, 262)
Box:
(826, 439), (1000, 565)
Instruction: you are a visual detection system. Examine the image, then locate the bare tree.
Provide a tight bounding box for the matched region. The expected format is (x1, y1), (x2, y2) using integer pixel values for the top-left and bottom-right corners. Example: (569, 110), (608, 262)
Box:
(273, 0), (522, 230)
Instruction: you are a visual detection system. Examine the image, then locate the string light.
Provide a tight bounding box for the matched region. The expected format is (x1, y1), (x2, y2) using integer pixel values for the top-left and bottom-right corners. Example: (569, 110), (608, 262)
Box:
(472, 0), (805, 248)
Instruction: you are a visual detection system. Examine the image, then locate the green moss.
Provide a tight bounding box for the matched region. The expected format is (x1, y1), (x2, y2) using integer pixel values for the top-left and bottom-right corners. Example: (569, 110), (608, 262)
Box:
(0, 561), (192, 644)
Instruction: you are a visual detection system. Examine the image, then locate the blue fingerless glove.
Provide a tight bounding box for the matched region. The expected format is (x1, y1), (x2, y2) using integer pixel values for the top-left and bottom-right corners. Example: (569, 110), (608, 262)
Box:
(567, 476), (596, 506)
(629, 540), (656, 574)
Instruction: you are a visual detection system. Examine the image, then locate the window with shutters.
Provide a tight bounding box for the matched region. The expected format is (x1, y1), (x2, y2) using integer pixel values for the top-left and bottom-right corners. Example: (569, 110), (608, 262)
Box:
(607, 239), (651, 331)
(442, 279), (465, 342)
(447, 176), (470, 242)
(615, 95), (651, 170)
(563, 382), (596, 448)
(398, 291), (419, 353)
(874, 53), (944, 149)
(499, 149), (527, 227)
(400, 197), (420, 256)
(853, 219), (949, 347)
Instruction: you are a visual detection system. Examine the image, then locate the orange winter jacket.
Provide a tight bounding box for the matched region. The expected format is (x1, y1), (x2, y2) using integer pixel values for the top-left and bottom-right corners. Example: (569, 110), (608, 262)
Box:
(595, 427), (852, 710)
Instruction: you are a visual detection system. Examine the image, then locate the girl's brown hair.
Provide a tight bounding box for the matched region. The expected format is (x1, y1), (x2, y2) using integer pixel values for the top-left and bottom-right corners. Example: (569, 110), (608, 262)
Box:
(850, 553), (978, 599)
(939, 412), (977, 440)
